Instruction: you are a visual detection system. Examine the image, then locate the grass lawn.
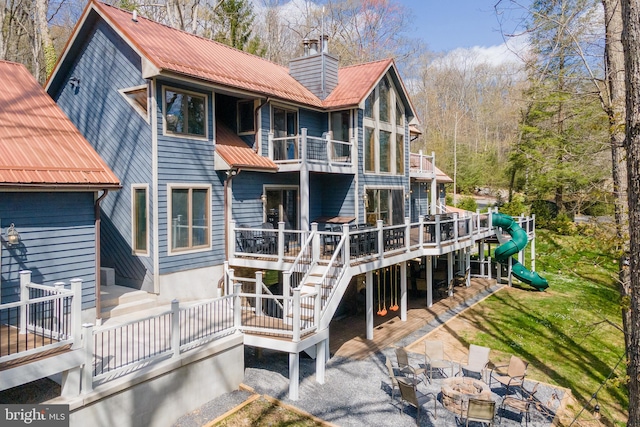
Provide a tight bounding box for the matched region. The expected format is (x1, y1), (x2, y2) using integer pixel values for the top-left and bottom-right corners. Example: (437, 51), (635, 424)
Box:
(464, 229), (627, 426)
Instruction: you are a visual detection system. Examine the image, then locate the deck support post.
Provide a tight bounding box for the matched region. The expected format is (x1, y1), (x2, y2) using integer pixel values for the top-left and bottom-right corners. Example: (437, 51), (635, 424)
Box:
(61, 367), (81, 398)
(70, 278), (83, 348)
(479, 241), (485, 277)
(300, 128), (309, 231)
(289, 352), (300, 401)
(19, 270), (31, 335)
(430, 173), (437, 214)
(315, 338), (326, 384)
(366, 270), (373, 340)
(447, 252), (454, 296)
(400, 261), (407, 321)
(426, 257), (433, 307)
(465, 248), (471, 287)
(255, 271), (263, 317)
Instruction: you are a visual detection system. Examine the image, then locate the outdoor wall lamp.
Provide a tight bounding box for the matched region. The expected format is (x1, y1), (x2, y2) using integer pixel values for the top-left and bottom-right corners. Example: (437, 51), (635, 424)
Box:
(260, 194), (267, 204)
(362, 192), (369, 208)
(69, 77), (80, 89)
(6, 223), (20, 246)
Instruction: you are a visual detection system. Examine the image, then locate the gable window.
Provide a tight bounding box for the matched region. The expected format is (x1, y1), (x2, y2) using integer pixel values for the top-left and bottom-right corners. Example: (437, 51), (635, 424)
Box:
(164, 88), (206, 137)
(362, 74), (406, 175)
(132, 185), (149, 255)
(365, 188), (405, 226)
(120, 85), (149, 120)
(169, 185), (210, 252)
(238, 100), (255, 134)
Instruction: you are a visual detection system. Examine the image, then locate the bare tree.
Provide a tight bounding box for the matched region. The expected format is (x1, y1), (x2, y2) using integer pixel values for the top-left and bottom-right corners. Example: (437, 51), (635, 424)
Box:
(621, 1), (640, 425)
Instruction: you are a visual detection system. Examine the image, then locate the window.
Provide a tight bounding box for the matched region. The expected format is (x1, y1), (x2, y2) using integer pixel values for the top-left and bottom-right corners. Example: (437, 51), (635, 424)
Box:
(170, 186), (210, 252)
(264, 187), (298, 230)
(362, 73), (406, 175)
(365, 127), (375, 172)
(396, 133), (404, 174)
(120, 85), (149, 120)
(365, 188), (404, 226)
(164, 88), (206, 137)
(272, 106), (298, 160)
(331, 111), (350, 142)
(379, 77), (390, 122)
(132, 186), (148, 254)
(238, 100), (255, 134)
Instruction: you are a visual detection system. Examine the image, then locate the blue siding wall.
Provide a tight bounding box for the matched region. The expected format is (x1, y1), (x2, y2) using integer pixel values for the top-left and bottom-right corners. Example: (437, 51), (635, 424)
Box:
(51, 19), (153, 289)
(0, 193), (97, 310)
(299, 109), (326, 137)
(309, 174), (355, 223)
(231, 172), (299, 227)
(155, 81), (223, 274)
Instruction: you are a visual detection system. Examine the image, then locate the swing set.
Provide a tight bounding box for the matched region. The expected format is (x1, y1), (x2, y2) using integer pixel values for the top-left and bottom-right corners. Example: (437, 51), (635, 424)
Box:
(376, 266), (400, 316)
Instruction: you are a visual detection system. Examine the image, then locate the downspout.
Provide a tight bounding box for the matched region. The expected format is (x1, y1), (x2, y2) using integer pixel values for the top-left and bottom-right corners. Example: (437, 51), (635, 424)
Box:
(94, 189), (108, 323)
(224, 168), (240, 260)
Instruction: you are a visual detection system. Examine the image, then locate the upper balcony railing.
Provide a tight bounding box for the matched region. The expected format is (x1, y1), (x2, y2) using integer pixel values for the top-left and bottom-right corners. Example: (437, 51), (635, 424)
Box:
(269, 128), (355, 173)
(409, 150), (436, 178)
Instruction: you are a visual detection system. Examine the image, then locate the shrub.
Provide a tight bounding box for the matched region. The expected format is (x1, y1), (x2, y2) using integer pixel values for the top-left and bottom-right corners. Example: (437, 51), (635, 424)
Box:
(499, 194), (529, 217)
(457, 196), (478, 212)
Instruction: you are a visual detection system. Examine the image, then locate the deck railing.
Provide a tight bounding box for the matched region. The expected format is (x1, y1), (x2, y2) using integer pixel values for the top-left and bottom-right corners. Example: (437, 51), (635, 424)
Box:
(0, 271), (81, 364)
(268, 129), (355, 170)
(409, 150), (436, 175)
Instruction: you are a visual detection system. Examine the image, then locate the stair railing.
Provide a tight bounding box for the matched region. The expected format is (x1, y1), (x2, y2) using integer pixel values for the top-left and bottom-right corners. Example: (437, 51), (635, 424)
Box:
(282, 230), (315, 319)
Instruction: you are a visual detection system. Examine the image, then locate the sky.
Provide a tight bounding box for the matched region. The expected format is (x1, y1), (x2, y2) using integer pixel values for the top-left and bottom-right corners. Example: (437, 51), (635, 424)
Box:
(397, 0), (519, 52)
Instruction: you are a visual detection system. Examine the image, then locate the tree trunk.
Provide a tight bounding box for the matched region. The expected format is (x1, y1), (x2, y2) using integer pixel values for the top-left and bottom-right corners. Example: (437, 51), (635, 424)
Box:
(34, 0), (55, 79)
(621, 1), (640, 425)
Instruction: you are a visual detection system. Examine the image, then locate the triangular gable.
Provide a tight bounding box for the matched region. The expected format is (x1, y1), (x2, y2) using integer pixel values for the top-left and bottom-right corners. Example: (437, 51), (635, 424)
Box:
(0, 60), (120, 188)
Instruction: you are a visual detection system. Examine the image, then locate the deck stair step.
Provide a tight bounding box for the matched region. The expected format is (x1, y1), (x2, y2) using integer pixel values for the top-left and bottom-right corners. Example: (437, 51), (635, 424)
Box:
(100, 285), (157, 319)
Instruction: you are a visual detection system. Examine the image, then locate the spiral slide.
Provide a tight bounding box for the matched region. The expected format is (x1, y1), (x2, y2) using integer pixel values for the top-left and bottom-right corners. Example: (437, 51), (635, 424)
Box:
(492, 212), (549, 291)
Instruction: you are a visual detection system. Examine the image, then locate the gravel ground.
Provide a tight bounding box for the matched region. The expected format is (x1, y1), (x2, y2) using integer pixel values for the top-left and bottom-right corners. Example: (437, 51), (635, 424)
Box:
(174, 287), (564, 427)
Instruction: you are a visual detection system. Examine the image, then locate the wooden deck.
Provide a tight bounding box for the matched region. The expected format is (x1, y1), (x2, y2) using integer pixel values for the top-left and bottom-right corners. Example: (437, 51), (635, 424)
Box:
(328, 277), (498, 360)
(0, 326), (70, 371)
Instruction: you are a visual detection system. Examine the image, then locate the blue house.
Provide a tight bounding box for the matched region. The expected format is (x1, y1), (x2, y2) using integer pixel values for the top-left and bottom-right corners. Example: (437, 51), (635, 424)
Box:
(0, 59), (120, 321)
(43, 1), (541, 403)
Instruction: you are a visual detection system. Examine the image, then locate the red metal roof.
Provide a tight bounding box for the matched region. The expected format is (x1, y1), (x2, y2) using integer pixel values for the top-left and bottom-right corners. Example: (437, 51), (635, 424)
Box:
(215, 123), (277, 171)
(0, 60), (120, 188)
(323, 59), (393, 109)
(93, 2), (322, 107)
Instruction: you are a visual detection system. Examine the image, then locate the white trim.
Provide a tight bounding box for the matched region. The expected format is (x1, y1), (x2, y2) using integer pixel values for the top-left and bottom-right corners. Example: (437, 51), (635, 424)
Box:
(151, 78), (160, 294)
(166, 183), (213, 256)
(131, 184), (150, 257)
(162, 86), (209, 140)
(118, 84), (150, 123)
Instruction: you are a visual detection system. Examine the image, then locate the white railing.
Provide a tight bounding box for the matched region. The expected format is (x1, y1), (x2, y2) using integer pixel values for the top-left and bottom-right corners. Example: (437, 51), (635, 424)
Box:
(409, 150), (436, 175)
(268, 129), (355, 169)
(0, 271), (81, 364)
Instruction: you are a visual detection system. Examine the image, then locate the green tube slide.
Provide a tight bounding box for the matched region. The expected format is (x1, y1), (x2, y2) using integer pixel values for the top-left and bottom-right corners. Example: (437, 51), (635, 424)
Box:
(491, 212), (549, 291)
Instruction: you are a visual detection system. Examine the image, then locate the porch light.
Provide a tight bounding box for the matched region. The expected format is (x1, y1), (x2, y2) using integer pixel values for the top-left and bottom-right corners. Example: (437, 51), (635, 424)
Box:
(362, 192), (369, 208)
(260, 194), (267, 204)
(6, 223), (20, 246)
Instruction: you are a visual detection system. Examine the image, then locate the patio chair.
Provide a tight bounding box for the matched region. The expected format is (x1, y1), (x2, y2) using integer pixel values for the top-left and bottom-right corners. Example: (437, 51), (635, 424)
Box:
(397, 377), (437, 424)
(459, 344), (491, 382)
(385, 357), (401, 401)
(455, 267), (470, 287)
(424, 340), (454, 383)
(463, 398), (496, 427)
(395, 347), (426, 381)
(499, 382), (539, 426)
(490, 355), (528, 395)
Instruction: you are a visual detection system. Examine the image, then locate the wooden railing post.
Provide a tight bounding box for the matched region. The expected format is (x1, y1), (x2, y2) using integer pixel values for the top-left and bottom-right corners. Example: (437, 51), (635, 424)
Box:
(301, 128), (307, 162)
(292, 288), (301, 342)
(255, 271), (263, 317)
(342, 224), (350, 264)
(326, 132), (332, 163)
(54, 282), (65, 340)
(268, 131), (274, 160)
(228, 268), (235, 297)
(70, 279), (83, 348)
(418, 215), (424, 246)
(377, 220), (384, 260)
(311, 223), (319, 260)
(435, 215), (441, 246)
(19, 270), (31, 335)
(171, 299), (180, 358)
(314, 283), (322, 329)
(82, 323), (94, 394)
(404, 217), (410, 251)
(283, 272), (291, 320)
(233, 283), (242, 329)
(453, 213), (459, 242)
(278, 221), (286, 261)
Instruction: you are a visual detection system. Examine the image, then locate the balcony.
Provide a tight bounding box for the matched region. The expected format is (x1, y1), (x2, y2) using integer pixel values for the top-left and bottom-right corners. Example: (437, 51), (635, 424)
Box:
(409, 150), (436, 180)
(269, 128), (356, 174)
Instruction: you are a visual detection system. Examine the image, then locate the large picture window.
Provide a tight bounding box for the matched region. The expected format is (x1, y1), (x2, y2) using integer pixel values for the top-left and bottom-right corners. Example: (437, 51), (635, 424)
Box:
(237, 100), (255, 134)
(170, 186), (210, 252)
(132, 185), (148, 255)
(164, 88), (206, 137)
(362, 74), (406, 175)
